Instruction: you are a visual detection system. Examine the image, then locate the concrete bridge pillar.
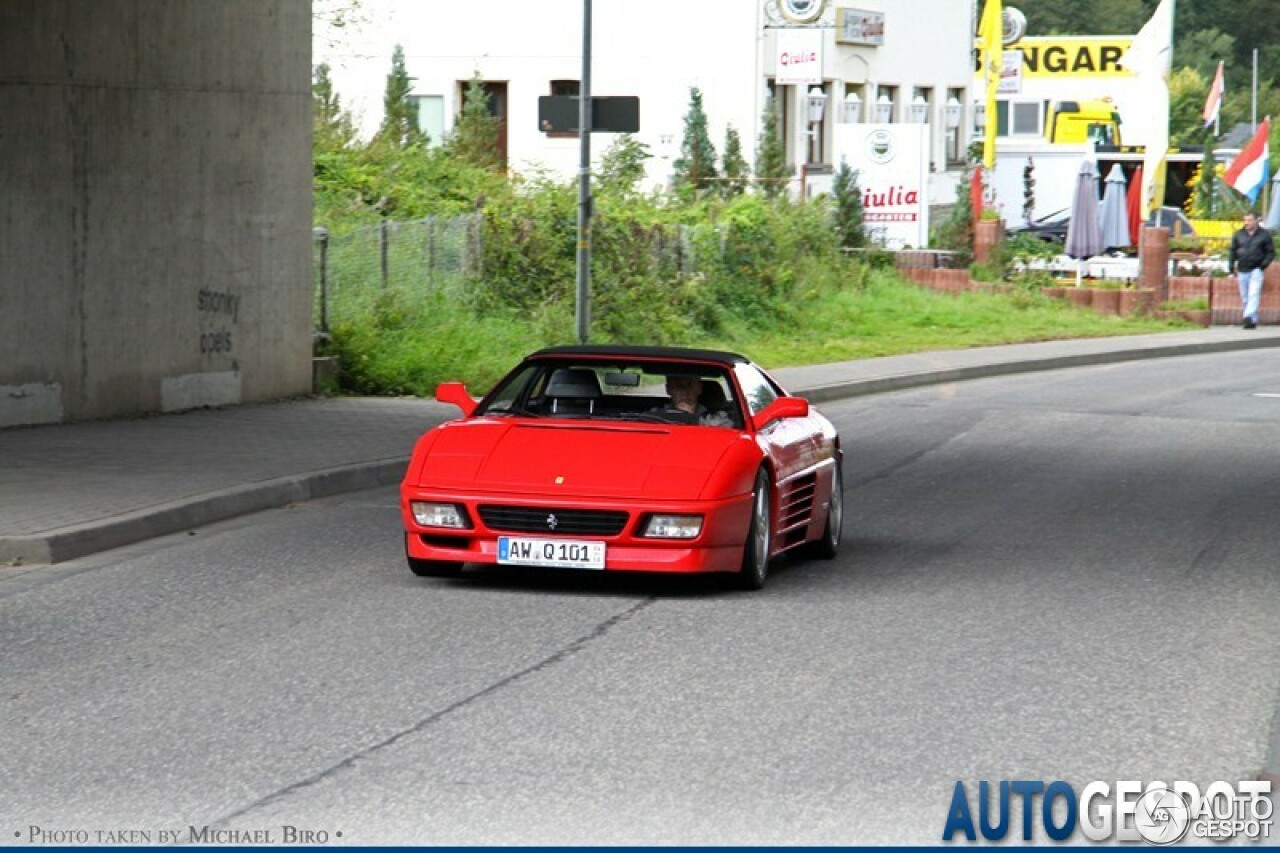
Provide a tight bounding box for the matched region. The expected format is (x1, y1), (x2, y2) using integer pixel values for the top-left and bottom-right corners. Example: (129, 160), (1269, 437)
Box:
(0, 0), (313, 426)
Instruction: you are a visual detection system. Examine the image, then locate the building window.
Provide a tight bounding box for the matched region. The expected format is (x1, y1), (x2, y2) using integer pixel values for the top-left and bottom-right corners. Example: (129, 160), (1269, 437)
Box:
(766, 78), (789, 142)
(766, 78), (792, 169)
(875, 84), (897, 123)
(913, 87), (934, 170)
(410, 95), (445, 147)
(998, 100), (1043, 137)
(459, 79), (509, 166)
(913, 87), (932, 124)
(806, 82), (830, 166)
(1011, 101), (1042, 135)
(945, 88), (965, 166)
(546, 80), (580, 138)
(842, 83), (865, 123)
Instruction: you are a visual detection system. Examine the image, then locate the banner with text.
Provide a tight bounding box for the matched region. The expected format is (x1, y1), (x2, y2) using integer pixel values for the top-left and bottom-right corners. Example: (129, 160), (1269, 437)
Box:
(833, 123), (929, 249)
(776, 28), (824, 85)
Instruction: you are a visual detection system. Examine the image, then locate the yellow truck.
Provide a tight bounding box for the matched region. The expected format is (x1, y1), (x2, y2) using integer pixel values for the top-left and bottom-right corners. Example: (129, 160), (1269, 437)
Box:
(1043, 99), (1122, 145)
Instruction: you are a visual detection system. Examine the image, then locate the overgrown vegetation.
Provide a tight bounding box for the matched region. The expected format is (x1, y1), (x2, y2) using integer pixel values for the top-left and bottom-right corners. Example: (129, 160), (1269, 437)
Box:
(315, 52), (1181, 397)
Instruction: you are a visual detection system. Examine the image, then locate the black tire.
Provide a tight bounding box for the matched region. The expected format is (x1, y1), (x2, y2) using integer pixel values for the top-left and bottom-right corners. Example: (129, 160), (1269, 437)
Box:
(736, 468), (773, 590)
(405, 535), (463, 578)
(806, 460), (843, 560)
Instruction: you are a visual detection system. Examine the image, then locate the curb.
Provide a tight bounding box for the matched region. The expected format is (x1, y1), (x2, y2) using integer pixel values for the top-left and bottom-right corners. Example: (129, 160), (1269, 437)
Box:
(795, 334), (1280, 403)
(7, 333), (1280, 567)
(0, 458), (408, 566)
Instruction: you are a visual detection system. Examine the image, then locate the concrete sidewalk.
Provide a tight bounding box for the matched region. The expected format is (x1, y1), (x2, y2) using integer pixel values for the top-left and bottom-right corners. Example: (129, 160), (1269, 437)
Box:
(3, 326), (1279, 567)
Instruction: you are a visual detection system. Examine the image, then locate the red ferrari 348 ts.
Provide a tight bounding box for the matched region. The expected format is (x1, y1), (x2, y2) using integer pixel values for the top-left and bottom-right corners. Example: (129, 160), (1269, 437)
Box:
(399, 345), (843, 589)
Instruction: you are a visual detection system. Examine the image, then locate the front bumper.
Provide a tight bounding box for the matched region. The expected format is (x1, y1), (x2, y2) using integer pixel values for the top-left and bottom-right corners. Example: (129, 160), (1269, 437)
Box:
(401, 488), (753, 574)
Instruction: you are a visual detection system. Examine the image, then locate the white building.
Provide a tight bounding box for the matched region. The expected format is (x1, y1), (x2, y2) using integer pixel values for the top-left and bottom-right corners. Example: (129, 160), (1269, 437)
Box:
(315, 0), (978, 206)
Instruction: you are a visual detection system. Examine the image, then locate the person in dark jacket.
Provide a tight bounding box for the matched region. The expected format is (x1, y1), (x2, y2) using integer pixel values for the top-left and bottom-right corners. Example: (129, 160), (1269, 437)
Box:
(1229, 211), (1275, 329)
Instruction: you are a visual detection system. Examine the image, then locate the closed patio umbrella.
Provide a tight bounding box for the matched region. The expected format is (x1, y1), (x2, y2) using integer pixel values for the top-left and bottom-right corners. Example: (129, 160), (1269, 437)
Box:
(1099, 164), (1131, 250)
(1064, 158), (1104, 285)
(1266, 173), (1280, 230)
(1126, 165), (1144, 246)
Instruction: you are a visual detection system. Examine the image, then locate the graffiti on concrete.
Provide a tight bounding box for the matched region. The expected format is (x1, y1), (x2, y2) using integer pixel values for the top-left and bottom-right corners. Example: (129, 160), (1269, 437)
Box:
(197, 288), (238, 356)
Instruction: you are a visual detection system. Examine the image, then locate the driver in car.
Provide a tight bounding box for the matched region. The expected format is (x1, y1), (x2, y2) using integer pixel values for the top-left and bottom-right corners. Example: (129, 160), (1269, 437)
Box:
(650, 374), (732, 426)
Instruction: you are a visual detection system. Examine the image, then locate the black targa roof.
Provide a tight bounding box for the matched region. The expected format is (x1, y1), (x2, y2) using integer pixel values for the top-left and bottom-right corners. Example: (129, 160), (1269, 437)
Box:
(529, 345), (750, 367)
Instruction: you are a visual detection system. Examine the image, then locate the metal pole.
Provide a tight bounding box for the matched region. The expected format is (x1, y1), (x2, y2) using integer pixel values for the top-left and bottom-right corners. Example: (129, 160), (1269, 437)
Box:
(380, 219), (389, 288)
(426, 215), (435, 289)
(1252, 48), (1259, 130)
(575, 0), (592, 344)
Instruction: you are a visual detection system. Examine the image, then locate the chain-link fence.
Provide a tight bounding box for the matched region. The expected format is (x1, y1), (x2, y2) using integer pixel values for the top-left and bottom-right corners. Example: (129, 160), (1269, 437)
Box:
(312, 215), (483, 331)
(312, 213), (879, 334)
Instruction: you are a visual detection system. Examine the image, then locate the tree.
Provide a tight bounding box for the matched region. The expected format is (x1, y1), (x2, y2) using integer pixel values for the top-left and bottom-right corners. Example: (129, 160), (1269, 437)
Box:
(1174, 28), (1235, 80)
(1016, 0), (1146, 37)
(599, 134), (652, 197)
(754, 96), (791, 200)
(313, 62), (357, 150)
(1192, 134), (1218, 218)
(672, 87), (719, 197)
(831, 161), (866, 248)
(721, 125), (749, 198)
(933, 166), (976, 262)
(447, 72), (502, 169)
(1168, 66), (1208, 146)
(378, 44), (425, 149)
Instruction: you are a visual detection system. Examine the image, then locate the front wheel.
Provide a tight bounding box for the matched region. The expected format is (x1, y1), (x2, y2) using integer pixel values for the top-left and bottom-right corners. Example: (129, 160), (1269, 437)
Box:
(736, 469), (773, 590)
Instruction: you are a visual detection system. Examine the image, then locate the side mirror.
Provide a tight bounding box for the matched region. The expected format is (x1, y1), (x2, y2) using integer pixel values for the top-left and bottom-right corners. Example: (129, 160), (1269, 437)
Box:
(752, 395), (809, 431)
(436, 382), (478, 417)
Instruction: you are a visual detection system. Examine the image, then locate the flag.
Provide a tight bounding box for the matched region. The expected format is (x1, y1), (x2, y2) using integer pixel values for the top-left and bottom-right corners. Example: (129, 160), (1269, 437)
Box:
(1202, 61), (1224, 129)
(978, 0), (1002, 169)
(1122, 0), (1175, 216)
(1121, 0), (1174, 81)
(1223, 117), (1272, 204)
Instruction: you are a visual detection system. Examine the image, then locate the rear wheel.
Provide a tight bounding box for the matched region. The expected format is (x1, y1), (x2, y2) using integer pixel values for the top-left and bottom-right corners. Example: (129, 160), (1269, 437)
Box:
(807, 461), (843, 560)
(405, 535), (463, 578)
(736, 469), (772, 590)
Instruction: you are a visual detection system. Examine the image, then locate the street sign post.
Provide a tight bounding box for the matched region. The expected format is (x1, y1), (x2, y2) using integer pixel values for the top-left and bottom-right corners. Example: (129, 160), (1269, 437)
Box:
(553, 2), (642, 344)
(538, 95), (640, 134)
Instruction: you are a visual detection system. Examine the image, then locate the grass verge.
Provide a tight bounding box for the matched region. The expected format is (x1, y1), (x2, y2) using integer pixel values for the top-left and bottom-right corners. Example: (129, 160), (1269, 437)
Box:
(326, 266), (1188, 397)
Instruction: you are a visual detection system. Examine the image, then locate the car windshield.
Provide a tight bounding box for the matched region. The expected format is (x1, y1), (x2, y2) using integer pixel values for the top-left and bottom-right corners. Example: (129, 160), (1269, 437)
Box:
(476, 360), (744, 428)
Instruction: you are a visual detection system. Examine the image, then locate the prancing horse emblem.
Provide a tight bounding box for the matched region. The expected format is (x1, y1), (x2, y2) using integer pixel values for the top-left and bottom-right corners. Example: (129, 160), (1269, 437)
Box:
(546, 514), (559, 530)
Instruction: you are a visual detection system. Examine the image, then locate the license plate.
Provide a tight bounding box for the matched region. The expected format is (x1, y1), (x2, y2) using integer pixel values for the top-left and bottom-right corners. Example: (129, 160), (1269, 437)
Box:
(497, 536), (606, 570)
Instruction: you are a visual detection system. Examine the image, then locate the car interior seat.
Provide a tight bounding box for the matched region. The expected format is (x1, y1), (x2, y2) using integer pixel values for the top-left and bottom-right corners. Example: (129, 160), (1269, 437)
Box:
(544, 368), (603, 415)
(699, 380), (740, 426)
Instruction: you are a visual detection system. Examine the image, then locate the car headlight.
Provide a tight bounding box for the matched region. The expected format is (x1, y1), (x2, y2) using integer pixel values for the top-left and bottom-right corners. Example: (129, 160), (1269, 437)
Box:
(640, 514), (703, 539)
(410, 502), (471, 529)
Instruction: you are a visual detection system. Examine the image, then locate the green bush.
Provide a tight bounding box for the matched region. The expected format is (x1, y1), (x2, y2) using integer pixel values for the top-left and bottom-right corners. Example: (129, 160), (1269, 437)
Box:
(313, 53), (1177, 396)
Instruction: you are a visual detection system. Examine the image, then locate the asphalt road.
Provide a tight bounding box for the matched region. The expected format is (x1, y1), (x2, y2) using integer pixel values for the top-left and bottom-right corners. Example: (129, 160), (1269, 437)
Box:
(3, 350), (1280, 845)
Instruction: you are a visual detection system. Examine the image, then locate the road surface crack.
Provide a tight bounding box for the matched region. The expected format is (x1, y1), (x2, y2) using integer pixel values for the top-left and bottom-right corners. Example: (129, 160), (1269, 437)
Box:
(207, 597), (656, 828)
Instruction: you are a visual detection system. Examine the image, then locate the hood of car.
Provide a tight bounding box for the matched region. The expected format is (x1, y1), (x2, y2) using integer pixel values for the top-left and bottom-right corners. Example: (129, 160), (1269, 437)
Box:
(412, 418), (744, 500)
